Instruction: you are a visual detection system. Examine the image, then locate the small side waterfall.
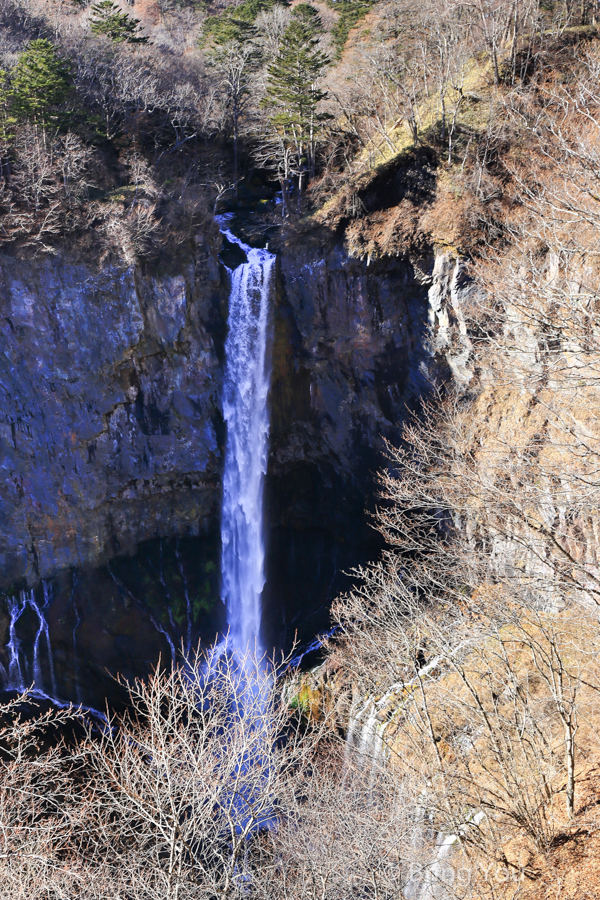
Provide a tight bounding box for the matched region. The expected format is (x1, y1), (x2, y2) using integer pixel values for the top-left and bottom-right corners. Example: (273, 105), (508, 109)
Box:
(6, 593), (27, 689)
(1, 585), (110, 722)
(344, 650), (476, 900)
(31, 581), (57, 697)
(218, 219), (275, 656)
(2, 584), (56, 697)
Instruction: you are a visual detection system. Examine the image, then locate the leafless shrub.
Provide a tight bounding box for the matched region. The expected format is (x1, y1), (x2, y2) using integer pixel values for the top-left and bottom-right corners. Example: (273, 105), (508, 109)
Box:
(0, 692), (90, 899)
(253, 742), (426, 900)
(0, 125), (96, 250)
(98, 199), (160, 261)
(73, 648), (326, 900)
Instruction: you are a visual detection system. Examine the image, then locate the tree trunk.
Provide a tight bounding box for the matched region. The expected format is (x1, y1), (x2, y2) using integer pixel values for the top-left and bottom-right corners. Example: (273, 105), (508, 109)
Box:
(564, 718), (576, 818)
(233, 96), (239, 198)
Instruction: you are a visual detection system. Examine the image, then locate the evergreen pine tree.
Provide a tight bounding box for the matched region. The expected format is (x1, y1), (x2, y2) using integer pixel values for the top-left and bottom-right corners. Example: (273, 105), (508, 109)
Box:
(202, 0), (285, 47)
(329, 0), (373, 59)
(265, 3), (330, 211)
(89, 1), (149, 44)
(0, 69), (14, 186)
(10, 40), (72, 127)
(0, 69), (13, 139)
(206, 14), (257, 46)
(267, 4), (329, 126)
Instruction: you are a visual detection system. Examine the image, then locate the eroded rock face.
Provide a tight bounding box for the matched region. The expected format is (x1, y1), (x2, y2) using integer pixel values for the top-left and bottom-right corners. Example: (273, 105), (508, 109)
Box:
(0, 251), (223, 586)
(0, 242), (228, 706)
(263, 242), (453, 649)
(0, 230), (468, 706)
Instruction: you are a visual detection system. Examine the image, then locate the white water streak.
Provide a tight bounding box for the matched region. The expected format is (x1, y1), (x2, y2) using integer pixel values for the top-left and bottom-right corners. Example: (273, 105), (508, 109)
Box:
(3, 587), (56, 697)
(218, 219), (275, 657)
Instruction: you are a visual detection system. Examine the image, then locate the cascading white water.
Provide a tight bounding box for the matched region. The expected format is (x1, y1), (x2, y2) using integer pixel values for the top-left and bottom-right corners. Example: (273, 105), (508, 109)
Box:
(175, 538), (193, 655)
(2, 584), (56, 696)
(218, 219), (275, 657)
(6, 593), (26, 690)
(31, 581), (57, 697)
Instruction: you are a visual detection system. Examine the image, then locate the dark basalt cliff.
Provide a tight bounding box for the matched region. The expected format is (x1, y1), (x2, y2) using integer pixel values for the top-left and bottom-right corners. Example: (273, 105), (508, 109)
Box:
(0, 227), (470, 708)
(0, 246), (223, 587)
(264, 242), (439, 650)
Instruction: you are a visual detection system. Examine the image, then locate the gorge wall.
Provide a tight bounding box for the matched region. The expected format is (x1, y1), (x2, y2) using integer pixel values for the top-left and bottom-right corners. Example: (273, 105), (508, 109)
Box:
(0, 225), (469, 707)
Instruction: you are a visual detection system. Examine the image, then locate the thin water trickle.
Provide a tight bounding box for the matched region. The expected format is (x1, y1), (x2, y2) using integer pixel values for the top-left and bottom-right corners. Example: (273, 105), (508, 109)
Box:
(107, 562), (177, 666)
(6, 593), (26, 690)
(218, 218), (275, 657)
(3, 587), (57, 697)
(33, 581), (57, 696)
(175, 539), (193, 655)
(71, 574), (83, 705)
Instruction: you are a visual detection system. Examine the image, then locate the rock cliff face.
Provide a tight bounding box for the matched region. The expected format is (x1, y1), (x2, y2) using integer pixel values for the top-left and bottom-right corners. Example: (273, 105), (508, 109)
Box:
(0, 240), (226, 706)
(0, 227), (468, 707)
(0, 248), (223, 587)
(264, 241), (439, 649)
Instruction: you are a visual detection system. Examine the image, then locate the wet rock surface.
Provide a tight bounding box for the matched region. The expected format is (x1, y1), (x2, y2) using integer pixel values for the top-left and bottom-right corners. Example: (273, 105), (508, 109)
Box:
(0, 248), (223, 586)
(0, 533), (223, 710)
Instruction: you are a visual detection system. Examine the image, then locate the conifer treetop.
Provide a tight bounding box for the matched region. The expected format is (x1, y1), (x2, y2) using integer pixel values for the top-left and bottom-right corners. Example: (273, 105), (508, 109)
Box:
(266, 2), (330, 123)
(10, 39), (72, 125)
(89, 1), (149, 44)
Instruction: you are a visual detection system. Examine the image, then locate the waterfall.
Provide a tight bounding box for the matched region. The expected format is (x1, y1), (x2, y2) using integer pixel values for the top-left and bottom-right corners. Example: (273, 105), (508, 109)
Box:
(175, 538), (193, 655)
(70, 572), (83, 704)
(31, 581), (57, 697)
(1, 585), (110, 723)
(2, 586), (56, 697)
(6, 593), (27, 690)
(344, 649), (475, 900)
(218, 218), (275, 657)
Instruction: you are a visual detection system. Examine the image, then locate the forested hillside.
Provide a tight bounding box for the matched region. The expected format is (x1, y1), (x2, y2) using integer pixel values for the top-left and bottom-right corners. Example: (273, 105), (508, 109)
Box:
(2, 0), (597, 257)
(2, 0), (600, 896)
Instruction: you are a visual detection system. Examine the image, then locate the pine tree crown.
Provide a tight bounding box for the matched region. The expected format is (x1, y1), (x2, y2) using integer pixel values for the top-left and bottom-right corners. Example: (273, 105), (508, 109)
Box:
(9, 39), (73, 124)
(89, 1), (149, 44)
(201, 0), (288, 47)
(264, 1), (331, 141)
(266, 2), (329, 107)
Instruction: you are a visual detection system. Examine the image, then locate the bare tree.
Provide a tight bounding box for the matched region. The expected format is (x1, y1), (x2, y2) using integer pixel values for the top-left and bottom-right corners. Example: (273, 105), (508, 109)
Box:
(327, 43), (600, 877)
(78, 647), (326, 900)
(0, 693), (92, 899)
(0, 125), (96, 249)
(208, 40), (259, 193)
(253, 742), (425, 900)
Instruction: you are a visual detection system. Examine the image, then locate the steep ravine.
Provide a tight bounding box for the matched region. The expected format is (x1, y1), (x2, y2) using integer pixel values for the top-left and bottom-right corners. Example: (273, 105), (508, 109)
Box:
(0, 227), (469, 708)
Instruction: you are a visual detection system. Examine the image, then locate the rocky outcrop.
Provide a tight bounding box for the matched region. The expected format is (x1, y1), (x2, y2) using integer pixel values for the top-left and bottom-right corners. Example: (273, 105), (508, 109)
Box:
(425, 252), (474, 386)
(0, 241), (227, 707)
